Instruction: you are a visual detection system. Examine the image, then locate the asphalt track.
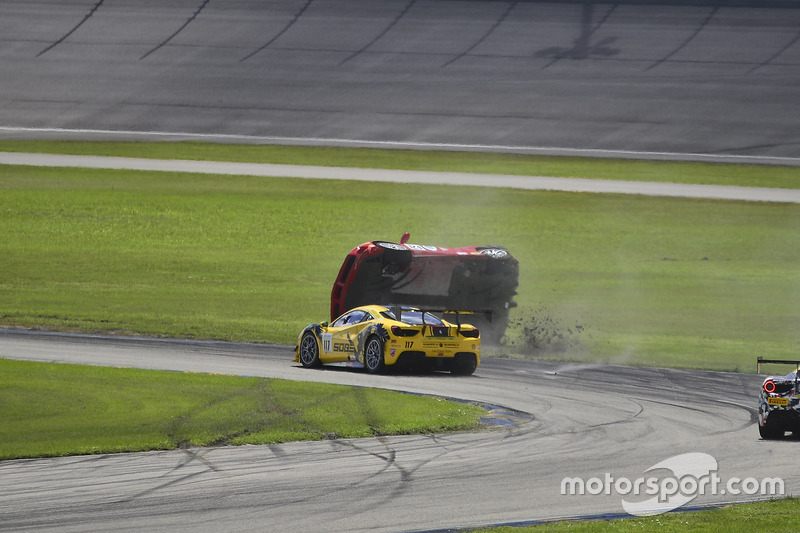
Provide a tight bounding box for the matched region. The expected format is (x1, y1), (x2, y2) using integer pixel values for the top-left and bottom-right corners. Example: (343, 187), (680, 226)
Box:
(0, 331), (795, 533)
(1, 0), (799, 160)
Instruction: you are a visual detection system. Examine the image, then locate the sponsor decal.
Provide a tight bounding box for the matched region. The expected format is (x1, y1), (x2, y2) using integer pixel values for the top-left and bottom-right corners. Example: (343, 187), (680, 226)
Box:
(404, 244), (442, 252)
(321, 333), (333, 352)
(333, 342), (355, 353)
(767, 397), (789, 406)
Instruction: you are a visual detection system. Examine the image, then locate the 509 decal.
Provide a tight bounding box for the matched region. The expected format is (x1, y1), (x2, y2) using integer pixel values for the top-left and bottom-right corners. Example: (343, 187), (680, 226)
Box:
(333, 343), (356, 353)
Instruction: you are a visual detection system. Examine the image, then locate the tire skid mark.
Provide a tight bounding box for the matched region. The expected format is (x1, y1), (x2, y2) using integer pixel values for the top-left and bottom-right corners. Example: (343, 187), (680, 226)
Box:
(621, 370), (757, 434)
(708, 398), (760, 432)
(639, 395), (757, 435)
(115, 448), (222, 504)
(750, 30), (800, 73)
(442, 1), (518, 68)
(140, 0), (211, 60)
(657, 367), (681, 401)
(585, 398), (645, 429)
(338, 0), (417, 66)
(329, 439), (412, 515)
(647, 6), (718, 71)
(240, 0), (314, 62)
(541, 3), (618, 69)
(36, 0), (105, 58)
(330, 434), (465, 514)
(334, 438), (409, 481)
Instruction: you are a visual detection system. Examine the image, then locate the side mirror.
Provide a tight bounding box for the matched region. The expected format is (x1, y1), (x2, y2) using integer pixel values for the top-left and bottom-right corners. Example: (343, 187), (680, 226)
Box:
(321, 321), (328, 327)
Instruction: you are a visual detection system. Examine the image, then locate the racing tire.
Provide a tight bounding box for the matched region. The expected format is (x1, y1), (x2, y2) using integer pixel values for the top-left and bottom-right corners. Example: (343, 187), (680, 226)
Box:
(374, 241), (407, 251)
(758, 422), (783, 440)
(299, 332), (321, 368)
(450, 354), (477, 376)
(374, 241), (412, 270)
(364, 335), (385, 374)
(477, 247), (509, 259)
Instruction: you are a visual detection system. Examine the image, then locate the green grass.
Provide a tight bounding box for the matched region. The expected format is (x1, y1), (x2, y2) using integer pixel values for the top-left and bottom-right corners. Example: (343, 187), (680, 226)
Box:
(1, 142), (795, 533)
(473, 498), (799, 533)
(1, 139), (798, 188)
(0, 358), (485, 460)
(2, 157), (799, 371)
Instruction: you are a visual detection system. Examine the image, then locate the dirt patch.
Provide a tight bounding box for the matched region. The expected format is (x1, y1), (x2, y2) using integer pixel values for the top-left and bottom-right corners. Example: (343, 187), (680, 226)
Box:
(501, 306), (585, 355)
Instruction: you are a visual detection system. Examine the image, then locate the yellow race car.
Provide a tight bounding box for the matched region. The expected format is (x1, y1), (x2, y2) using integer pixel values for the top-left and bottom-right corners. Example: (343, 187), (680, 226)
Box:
(295, 304), (480, 375)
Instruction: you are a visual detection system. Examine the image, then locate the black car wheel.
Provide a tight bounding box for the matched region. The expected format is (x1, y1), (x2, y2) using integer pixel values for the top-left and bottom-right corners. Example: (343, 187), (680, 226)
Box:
(299, 332), (321, 368)
(477, 247), (508, 259)
(365, 336), (385, 374)
(758, 422), (783, 440)
(450, 354), (477, 376)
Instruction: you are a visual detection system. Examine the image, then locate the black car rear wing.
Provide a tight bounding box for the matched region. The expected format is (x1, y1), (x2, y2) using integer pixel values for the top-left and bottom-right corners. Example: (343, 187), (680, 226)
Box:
(390, 305), (492, 334)
(756, 357), (800, 374)
(757, 358), (800, 394)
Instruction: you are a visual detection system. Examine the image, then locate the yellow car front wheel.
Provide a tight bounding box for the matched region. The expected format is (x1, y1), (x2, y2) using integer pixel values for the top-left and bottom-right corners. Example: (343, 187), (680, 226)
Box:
(299, 332), (321, 368)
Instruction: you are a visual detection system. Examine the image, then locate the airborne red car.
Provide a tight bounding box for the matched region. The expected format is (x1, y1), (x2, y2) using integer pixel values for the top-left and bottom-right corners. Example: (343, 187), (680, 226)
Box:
(330, 233), (518, 343)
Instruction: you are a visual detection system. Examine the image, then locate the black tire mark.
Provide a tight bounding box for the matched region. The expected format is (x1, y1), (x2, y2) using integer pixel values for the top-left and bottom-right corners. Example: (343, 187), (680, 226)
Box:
(442, 1), (518, 68)
(37, 0), (105, 57)
(240, 0), (314, 62)
(750, 30), (800, 73)
(647, 6), (718, 71)
(585, 398), (645, 428)
(643, 397), (758, 435)
(338, 0), (417, 66)
(116, 448), (221, 504)
(541, 3), (618, 69)
(140, 0), (211, 60)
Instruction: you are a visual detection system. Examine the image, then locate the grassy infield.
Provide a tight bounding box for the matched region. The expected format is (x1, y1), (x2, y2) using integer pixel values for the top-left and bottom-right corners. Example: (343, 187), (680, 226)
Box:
(0, 357), (483, 459)
(1, 140), (798, 530)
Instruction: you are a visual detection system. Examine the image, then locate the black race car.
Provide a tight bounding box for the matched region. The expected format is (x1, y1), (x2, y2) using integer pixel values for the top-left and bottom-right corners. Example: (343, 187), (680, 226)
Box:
(757, 358), (800, 439)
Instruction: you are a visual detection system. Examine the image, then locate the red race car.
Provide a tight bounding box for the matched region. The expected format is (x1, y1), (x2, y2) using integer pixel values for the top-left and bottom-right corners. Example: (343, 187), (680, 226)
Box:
(330, 233), (518, 344)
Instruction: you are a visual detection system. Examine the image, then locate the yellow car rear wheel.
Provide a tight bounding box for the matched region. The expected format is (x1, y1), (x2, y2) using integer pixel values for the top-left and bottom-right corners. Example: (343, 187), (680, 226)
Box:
(365, 336), (385, 374)
(451, 354), (478, 376)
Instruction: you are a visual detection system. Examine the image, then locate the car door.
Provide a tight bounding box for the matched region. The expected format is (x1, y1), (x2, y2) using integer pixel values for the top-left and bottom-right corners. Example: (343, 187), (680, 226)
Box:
(321, 309), (372, 363)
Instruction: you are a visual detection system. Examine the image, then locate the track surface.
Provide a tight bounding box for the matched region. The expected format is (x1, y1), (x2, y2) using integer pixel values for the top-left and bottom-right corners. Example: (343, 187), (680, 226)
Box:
(0, 332), (795, 532)
(1, 0), (799, 159)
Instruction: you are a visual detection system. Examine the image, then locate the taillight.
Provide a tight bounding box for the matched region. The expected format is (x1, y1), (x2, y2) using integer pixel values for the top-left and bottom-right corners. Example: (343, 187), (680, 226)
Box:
(391, 326), (419, 337)
(763, 380), (776, 393)
(459, 328), (479, 339)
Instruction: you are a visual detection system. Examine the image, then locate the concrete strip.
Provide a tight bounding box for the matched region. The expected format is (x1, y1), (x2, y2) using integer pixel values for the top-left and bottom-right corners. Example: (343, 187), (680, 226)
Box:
(2, 151), (799, 204)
